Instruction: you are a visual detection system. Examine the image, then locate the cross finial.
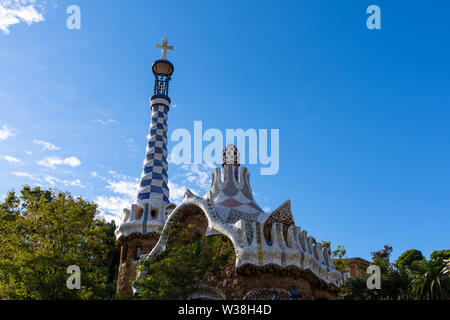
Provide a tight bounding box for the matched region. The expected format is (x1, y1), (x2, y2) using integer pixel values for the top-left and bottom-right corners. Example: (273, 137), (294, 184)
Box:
(156, 37), (174, 60)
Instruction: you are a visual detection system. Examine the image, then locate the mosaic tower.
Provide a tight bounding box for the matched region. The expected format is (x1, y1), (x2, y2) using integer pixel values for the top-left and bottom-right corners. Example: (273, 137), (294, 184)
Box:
(115, 38), (176, 295)
(136, 38), (174, 216)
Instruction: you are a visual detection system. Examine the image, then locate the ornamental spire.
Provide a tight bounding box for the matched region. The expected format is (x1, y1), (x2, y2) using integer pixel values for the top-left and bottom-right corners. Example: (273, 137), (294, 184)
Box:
(155, 37), (174, 60)
(135, 38), (175, 223)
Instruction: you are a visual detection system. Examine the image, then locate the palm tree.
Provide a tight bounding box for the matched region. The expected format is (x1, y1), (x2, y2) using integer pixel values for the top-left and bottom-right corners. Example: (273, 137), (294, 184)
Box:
(409, 258), (450, 300)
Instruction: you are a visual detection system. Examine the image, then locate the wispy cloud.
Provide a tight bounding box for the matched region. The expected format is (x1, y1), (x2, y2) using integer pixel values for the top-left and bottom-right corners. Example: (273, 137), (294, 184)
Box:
(1, 155), (21, 164)
(95, 195), (132, 222)
(33, 139), (59, 151)
(67, 179), (85, 188)
(43, 174), (59, 185)
(0, 0), (46, 35)
(12, 171), (42, 182)
(121, 136), (138, 156)
(181, 163), (213, 190)
(92, 118), (119, 125)
(164, 163), (215, 203)
(167, 180), (189, 204)
(0, 124), (16, 140)
(37, 156), (81, 169)
(93, 170), (138, 222)
(14, 172), (86, 189)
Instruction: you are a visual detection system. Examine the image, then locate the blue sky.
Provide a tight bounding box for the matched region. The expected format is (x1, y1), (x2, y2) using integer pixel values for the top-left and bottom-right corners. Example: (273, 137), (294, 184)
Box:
(0, 0), (449, 262)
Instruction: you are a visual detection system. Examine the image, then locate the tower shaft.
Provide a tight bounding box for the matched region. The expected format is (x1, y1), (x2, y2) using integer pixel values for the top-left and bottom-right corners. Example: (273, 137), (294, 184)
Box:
(137, 96), (170, 210)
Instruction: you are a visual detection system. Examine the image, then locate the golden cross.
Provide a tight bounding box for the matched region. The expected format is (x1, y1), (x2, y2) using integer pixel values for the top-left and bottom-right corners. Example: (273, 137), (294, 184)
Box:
(156, 37), (174, 60)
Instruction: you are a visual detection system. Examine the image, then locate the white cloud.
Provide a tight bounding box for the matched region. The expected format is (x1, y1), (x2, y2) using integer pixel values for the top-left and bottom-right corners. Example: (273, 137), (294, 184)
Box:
(95, 195), (131, 222)
(184, 164), (212, 189)
(12, 171), (42, 181)
(17, 172), (85, 189)
(92, 118), (119, 125)
(0, 124), (15, 140)
(168, 180), (192, 204)
(1, 155), (21, 164)
(106, 180), (138, 199)
(33, 139), (59, 151)
(64, 179), (86, 188)
(0, 0), (45, 35)
(43, 175), (59, 185)
(37, 156), (81, 169)
(93, 171), (138, 224)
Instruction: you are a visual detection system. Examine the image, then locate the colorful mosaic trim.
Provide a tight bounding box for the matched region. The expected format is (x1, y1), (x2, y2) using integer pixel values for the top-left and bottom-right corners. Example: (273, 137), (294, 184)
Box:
(206, 198), (218, 221)
(142, 203), (149, 234)
(236, 227), (244, 247)
(293, 228), (305, 269)
(275, 223), (287, 266)
(300, 250), (305, 269)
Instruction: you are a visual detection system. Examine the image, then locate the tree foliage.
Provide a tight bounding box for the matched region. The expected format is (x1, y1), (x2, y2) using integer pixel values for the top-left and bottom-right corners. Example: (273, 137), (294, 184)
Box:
(343, 244), (410, 300)
(394, 249), (424, 271)
(341, 245), (450, 300)
(409, 258), (450, 300)
(430, 250), (450, 262)
(371, 244), (393, 262)
(0, 186), (119, 299)
(134, 222), (234, 300)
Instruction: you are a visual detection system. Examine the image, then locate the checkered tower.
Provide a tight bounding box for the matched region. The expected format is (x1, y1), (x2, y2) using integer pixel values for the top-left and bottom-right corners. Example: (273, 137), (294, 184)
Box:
(114, 39), (176, 296)
(136, 46), (175, 216)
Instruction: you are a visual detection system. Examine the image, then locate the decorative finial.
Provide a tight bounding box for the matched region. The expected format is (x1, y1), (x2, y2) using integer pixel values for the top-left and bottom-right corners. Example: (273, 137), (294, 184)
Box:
(222, 144), (240, 166)
(156, 37), (174, 60)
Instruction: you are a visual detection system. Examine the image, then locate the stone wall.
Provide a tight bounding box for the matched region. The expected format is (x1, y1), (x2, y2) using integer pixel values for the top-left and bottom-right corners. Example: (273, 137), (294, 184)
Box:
(116, 232), (159, 296)
(210, 238), (338, 300)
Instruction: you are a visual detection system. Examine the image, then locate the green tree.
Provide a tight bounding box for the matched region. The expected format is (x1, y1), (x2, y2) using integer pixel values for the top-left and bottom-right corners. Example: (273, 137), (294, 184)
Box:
(321, 241), (348, 275)
(342, 275), (368, 300)
(371, 244), (393, 262)
(342, 244), (410, 300)
(341, 245), (450, 300)
(369, 244), (411, 300)
(0, 186), (119, 299)
(395, 249), (424, 271)
(409, 258), (450, 300)
(134, 222), (233, 300)
(430, 250), (450, 262)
